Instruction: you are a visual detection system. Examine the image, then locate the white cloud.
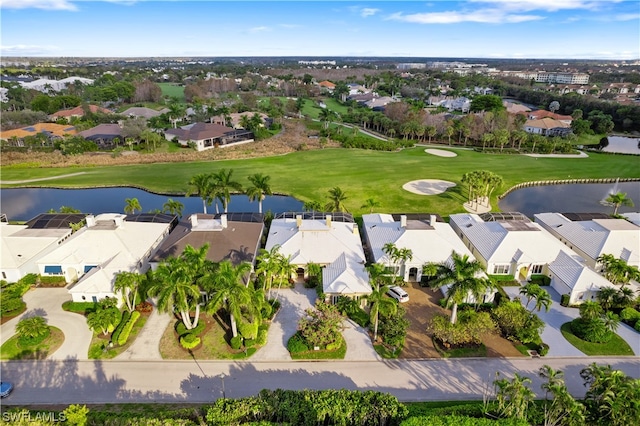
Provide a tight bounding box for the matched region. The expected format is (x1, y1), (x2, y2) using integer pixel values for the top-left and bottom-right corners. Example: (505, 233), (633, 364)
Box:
(387, 9), (543, 24)
(248, 26), (270, 33)
(1, 44), (61, 55)
(614, 13), (640, 21)
(0, 0), (77, 10)
(360, 8), (380, 18)
(469, 0), (618, 12)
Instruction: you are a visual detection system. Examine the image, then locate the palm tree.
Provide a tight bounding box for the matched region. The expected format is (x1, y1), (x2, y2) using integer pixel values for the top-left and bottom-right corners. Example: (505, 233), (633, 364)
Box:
(361, 198), (380, 214)
(162, 198), (184, 218)
(531, 289), (552, 313)
(303, 200), (323, 212)
(114, 271), (145, 313)
(246, 173), (272, 214)
(124, 198), (142, 214)
(319, 108), (337, 130)
(256, 245), (282, 298)
(614, 286), (636, 309)
(602, 311), (620, 333)
(212, 168), (243, 213)
(187, 173), (214, 214)
(424, 251), (486, 324)
(579, 301), (603, 321)
(366, 263), (396, 341)
(325, 186), (348, 212)
(596, 287), (618, 311)
(382, 242), (398, 274)
(148, 256), (202, 330)
(16, 316), (49, 339)
(519, 283), (551, 311)
(203, 261), (252, 338)
(604, 191), (634, 216)
(275, 254), (297, 296)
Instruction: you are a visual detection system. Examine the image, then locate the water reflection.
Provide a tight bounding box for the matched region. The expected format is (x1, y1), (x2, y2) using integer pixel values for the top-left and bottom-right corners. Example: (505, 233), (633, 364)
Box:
(499, 182), (640, 218)
(0, 187), (303, 221)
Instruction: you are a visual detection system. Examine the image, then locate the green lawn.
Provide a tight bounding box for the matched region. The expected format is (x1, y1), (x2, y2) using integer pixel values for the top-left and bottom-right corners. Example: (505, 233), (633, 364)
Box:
(0, 327), (64, 360)
(560, 322), (635, 356)
(158, 83), (186, 103)
(1, 148), (638, 217)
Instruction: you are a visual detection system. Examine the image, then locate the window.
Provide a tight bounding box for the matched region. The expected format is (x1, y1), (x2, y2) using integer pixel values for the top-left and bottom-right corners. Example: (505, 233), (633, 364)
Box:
(493, 264), (510, 274)
(531, 264), (544, 274)
(44, 265), (63, 275)
(1, 272), (5, 279)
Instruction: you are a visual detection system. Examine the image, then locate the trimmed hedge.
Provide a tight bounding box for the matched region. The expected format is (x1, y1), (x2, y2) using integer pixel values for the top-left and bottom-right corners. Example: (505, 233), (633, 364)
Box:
(237, 320), (259, 340)
(401, 415), (528, 426)
(230, 335), (243, 350)
(179, 333), (201, 350)
(560, 294), (570, 307)
(287, 332), (309, 354)
(175, 319), (205, 337)
(38, 275), (67, 286)
(111, 310), (131, 344)
(256, 328), (268, 346)
(117, 311), (140, 346)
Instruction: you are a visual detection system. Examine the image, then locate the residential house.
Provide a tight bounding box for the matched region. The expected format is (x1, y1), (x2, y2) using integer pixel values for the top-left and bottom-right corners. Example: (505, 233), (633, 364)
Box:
(535, 213), (640, 269)
(0, 123), (77, 146)
(547, 251), (617, 305)
(210, 112), (270, 129)
(503, 101), (531, 114)
(317, 80), (336, 92)
(78, 123), (124, 147)
(347, 83), (369, 96)
(437, 97), (471, 113)
(149, 213), (264, 270)
(364, 96), (395, 111)
(0, 213), (85, 282)
(36, 213), (175, 304)
(164, 122), (254, 152)
(527, 110), (573, 124)
(265, 212), (371, 304)
(362, 213), (494, 303)
(19, 76), (94, 93)
(523, 118), (572, 137)
(50, 104), (113, 122)
(449, 212), (577, 280)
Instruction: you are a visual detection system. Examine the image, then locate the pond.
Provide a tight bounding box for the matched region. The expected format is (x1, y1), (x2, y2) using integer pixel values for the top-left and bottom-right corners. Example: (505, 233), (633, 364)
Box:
(600, 135), (640, 155)
(0, 187), (304, 221)
(498, 181), (640, 218)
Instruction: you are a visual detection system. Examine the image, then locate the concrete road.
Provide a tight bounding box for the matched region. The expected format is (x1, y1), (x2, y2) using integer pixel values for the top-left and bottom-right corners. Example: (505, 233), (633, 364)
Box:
(1, 357), (638, 405)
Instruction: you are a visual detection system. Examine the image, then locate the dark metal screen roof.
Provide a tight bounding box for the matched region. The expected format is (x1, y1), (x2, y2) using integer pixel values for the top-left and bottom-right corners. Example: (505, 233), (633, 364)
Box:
(26, 213), (87, 229)
(125, 213), (179, 231)
(561, 212), (611, 222)
(390, 213), (444, 223)
(275, 212), (354, 223)
(480, 212), (530, 222)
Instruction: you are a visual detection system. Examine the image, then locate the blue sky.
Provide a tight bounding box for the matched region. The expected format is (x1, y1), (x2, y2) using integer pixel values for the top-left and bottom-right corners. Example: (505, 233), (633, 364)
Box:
(1, 0), (638, 59)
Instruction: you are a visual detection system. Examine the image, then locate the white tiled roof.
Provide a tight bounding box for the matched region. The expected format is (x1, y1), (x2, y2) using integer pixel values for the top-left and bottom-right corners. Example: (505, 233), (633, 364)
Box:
(549, 251), (615, 291)
(1, 224), (70, 269)
(322, 253), (371, 295)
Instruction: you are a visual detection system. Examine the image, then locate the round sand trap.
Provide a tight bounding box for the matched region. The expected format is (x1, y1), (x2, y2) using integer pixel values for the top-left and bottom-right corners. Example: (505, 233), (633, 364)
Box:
(403, 179), (456, 195)
(425, 148), (457, 157)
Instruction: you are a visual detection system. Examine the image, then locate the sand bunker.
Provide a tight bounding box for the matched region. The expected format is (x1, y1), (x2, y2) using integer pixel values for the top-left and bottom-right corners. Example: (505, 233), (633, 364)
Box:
(425, 148), (457, 157)
(403, 179), (456, 195)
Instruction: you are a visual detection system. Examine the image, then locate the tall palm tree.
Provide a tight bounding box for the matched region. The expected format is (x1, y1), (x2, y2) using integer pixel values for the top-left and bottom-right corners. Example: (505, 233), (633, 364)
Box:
(519, 283), (543, 310)
(423, 251), (486, 324)
(124, 198), (142, 214)
(325, 186), (348, 212)
(148, 256), (202, 330)
(303, 200), (323, 212)
(246, 173), (272, 214)
(114, 271), (145, 313)
(212, 168), (243, 213)
(604, 191), (634, 216)
(162, 198), (184, 218)
(187, 173), (214, 214)
(596, 287), (618, 311)
(366, 263), (396, 341)
(531, 289), (552, 313)
(256, 244), (283, 298)
(203, 261), (252, 338)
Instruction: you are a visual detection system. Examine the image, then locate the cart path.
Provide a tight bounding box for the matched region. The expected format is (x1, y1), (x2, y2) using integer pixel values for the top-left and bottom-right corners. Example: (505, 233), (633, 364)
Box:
(0, 172), (88, 184)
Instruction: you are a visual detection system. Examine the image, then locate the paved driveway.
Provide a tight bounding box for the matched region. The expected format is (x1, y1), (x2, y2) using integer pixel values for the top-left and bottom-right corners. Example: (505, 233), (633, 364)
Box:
(1, 288), (92, 360)
(504, 286), (640, 356)
(252, 284), (378, 361)
(115, 300), (173, 360)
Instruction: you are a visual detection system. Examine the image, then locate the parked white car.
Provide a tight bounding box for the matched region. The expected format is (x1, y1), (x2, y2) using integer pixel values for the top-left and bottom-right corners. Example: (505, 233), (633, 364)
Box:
(387, 286), (409, 303)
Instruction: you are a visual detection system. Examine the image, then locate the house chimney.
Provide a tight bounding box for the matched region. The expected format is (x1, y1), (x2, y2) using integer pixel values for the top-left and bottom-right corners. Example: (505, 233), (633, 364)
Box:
(190, 214), (198, 227)
(296, 214), (302, 228)
(86, 215), (95, 227)
(221, 214), (228, 229)
(352, 223), (358, 235)
(326, 214), (332, 228)
(430, 215), (437, 225)
(400, 215), (407, 228)
(114, 216), (124, 228)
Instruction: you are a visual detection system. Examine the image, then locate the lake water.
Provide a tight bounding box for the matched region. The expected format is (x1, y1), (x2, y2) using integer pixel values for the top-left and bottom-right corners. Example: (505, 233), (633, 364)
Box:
(601, 136), (640, 155)
(0, 187), (303, 221)
(498, 181), (640, 218)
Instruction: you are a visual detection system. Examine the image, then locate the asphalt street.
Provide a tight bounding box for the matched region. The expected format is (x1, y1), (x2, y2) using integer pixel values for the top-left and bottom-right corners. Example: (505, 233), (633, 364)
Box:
(1, 357), (638, 405)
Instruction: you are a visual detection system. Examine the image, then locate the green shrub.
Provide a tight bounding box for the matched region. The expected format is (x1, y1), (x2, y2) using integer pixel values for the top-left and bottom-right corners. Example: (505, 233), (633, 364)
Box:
(175, 319), (205, 337)
(620, 308), (640, 322)
(62, 301), (98, 315)
(349, 308), (370, 328)
(325, 341), (341, 351)
(64, 404), (89, 426)
(244, 338), (256, 348)
(117, 311), (140, 346)
(260, 303), (273, 319)
(256, 328), (268, 346)
(570, 318), (612, 343)
(529, 275), (551, 286)
(111, 310), (131, 344)
(538, 343), (550, 356)
(179, 333), (201, 350)
(287, 332), (309, 353)
(560, 294), (570, 307)
(20, 273), (38, 287)
(230, 335), (243, 350)
(1, 296), (25, 315)
(238, 320), (259, 340)
(401, 414), (528, 426)
(18, 329), (50, 347)
(635, 321), (640, 332)
(38, 275), (67, 286)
